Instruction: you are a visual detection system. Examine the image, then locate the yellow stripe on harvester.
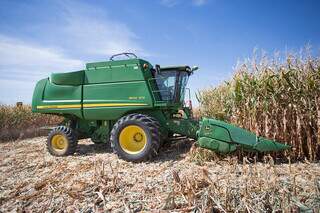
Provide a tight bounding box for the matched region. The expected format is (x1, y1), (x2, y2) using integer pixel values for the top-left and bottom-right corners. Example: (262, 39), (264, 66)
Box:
(36, 103), (148, 109)
(83, 103), (148, 108)
(37, 104), (81, 109)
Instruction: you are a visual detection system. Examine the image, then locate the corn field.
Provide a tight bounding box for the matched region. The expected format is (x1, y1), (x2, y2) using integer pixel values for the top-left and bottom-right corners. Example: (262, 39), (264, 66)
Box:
(198, 50), (320, 161)
(0, 105), (62, 141)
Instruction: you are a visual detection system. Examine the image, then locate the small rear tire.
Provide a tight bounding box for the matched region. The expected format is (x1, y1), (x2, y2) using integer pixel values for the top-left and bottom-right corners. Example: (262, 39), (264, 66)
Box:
(47, 126), (78, 156)
(110, 113), (161, 162)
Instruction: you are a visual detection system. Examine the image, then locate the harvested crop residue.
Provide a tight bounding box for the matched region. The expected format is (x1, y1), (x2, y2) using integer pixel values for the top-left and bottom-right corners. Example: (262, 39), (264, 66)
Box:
(0, 137), (319, 212)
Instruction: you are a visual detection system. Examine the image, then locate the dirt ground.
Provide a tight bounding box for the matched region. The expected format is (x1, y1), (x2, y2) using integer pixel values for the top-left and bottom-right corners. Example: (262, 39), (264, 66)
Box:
(0, 137), (319, 212)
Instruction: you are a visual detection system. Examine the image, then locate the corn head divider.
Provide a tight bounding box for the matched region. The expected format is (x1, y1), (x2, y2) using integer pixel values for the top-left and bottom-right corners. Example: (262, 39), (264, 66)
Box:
(32, 53), (289, 162)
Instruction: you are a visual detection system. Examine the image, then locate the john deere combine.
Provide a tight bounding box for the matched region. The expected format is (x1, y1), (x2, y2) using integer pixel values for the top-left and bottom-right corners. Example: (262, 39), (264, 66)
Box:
(32, 53), (289, 162)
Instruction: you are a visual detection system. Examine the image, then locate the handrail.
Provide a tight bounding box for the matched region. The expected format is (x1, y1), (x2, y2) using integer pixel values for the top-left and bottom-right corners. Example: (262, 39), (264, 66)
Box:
(147, 78), (170, 103)
(109, 52), (138, 61)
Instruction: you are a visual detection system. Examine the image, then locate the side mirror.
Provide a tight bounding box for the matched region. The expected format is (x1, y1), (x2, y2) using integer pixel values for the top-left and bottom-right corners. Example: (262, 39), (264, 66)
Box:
(191, 66), (199, 72)
(155, 64), (161, 74)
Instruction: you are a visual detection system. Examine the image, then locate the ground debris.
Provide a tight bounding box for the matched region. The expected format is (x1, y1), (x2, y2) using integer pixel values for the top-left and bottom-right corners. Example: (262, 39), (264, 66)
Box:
(0, 137), (319, 212)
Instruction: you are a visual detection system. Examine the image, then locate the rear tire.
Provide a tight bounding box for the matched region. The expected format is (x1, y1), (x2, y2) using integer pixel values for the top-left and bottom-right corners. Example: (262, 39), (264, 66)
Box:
(110, 114), (161, 162)
(47, 126), (78, 156)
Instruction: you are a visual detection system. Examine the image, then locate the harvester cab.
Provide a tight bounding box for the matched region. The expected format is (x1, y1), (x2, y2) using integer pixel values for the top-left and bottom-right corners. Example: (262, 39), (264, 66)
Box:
(151, 65), (196, 117)
(32, 53), (289, 162)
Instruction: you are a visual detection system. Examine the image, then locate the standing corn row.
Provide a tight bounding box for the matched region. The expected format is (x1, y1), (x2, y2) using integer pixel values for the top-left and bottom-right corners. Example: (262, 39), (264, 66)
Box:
(198, 51), (320, 160)
(0, 105), (63, 141)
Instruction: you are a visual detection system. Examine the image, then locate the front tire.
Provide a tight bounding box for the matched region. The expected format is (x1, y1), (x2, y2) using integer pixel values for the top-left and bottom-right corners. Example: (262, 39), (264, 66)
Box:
(110, 114), (161, 162)
(47, 126), (78, 156)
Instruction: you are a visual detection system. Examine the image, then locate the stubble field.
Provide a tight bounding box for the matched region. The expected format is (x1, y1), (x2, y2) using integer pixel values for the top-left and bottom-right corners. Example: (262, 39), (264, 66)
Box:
(0, 137), (319, 212)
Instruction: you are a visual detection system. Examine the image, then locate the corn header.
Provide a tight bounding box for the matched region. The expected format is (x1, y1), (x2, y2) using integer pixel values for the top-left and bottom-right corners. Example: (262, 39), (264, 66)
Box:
(32, 53), (289, 162)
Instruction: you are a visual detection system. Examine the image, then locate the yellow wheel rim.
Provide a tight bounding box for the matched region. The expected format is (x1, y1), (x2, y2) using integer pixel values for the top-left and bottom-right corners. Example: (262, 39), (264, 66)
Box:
(51, 134), (68, 152)
(119, 125), (147, 154)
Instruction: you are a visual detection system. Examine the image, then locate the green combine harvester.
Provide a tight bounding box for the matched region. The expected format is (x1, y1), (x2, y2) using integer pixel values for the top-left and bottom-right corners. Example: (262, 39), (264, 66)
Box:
(32, 53), (289, 162)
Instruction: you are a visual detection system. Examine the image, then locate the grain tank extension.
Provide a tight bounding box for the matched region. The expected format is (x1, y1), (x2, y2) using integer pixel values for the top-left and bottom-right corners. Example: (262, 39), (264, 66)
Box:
(32, 53), (289, 162)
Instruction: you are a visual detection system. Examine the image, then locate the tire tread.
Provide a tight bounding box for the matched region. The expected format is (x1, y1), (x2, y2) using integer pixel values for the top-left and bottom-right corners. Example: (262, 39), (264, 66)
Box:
(47, 126), (78, 156)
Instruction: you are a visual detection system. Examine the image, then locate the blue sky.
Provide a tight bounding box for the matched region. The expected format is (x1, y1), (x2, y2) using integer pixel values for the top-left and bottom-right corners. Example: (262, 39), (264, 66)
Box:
(0, 0), (319, 105)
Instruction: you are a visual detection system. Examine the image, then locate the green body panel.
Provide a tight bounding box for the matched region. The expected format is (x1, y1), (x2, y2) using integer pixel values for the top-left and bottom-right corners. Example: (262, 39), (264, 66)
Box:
(166, 118), (199, 139)
(253, 137), (290, 152)
(51, 70), (85, 85)
(32, 78), (47, 112)
(85, 59), (152, 83)
(82, 81), (153, 120)
(32, 79), (83, 118)
(197, 118), (290, 153)
(198, 137), (237, 153)
(32, 58), (154, 120)
(44, 81), (82, 102)
(32, 78), (83, 118)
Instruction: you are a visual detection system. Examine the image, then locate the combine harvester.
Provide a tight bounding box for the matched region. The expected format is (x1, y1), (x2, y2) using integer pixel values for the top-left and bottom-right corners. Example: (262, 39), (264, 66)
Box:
(32, 53), (289, 162)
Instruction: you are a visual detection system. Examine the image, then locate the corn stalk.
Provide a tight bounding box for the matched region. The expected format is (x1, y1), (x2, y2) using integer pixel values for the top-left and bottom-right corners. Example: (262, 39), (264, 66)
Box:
(198, 49), (320, 160)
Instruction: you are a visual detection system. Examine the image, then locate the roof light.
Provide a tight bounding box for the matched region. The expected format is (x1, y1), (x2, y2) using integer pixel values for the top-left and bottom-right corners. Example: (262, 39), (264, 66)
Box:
(191, 66), (199, 71)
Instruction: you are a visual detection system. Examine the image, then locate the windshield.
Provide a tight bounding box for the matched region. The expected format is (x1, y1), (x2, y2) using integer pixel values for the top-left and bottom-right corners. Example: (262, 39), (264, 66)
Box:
(155, 70), (189, 103)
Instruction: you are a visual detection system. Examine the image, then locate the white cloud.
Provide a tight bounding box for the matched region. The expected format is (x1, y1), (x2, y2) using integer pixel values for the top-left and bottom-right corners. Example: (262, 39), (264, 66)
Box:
(58, 1), (147, 57)
(62, 15), (145, 56)
(192, 0), (208, 6)
(0, 35), (83, 81)
(0, 1), (149, 104)
(0, 35), (84, 104)
(160, 0), (180, 7)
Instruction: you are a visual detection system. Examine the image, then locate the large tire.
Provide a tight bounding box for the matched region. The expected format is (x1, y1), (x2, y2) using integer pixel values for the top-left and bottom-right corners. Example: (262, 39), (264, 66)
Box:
(47, 126), (78, 156)
(110, 113), (161, 162)
(145, 116), (166, 145)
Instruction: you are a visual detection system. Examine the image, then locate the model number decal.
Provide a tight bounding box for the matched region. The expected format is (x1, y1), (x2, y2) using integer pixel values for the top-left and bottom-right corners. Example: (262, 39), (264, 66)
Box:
(129, 96), (145, 100)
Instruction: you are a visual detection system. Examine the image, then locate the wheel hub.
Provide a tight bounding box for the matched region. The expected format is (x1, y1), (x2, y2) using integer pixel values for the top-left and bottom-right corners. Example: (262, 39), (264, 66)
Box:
(51, 134), (67, 151)
(133, 132), (143, 142)
(119, 125), (147, 154)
